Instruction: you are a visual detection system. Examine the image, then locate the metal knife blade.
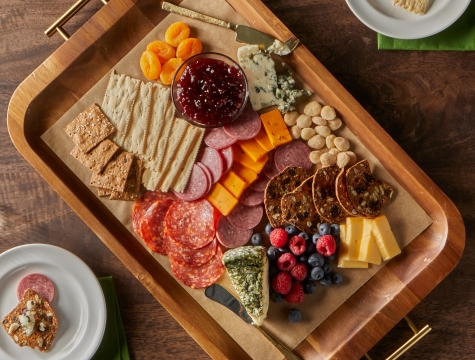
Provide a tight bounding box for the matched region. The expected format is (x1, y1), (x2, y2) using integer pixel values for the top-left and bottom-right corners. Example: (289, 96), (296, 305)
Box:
(204, 284), (253, 324)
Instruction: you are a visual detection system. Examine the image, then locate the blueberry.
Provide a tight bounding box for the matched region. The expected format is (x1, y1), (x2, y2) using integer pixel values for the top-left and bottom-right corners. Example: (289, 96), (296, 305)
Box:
(331, 272), (343, 285)
(325, 253), (336, 262)
(265, 223), (273, 235)
(310, 266), (325, 281)
(322, 262), (332, 274)
(302, 279), (317, 295)
(271, 290), (285, 303)
(269, 264), (279, 279)
(318, 223), (331, 236)
(298, 232), (310, 241)
(267, 246), (279, 262)
(299, 254), (308, 264)
(278, 247), (291, 254)
(251, 233), (263, 246)
(288, 309), (302, 323)
(308, 253), (325, 268)
(304, 242), (316, 254)
(330, 223), (340, 237)
(320, 276), (332, 286)
(335, 236), (341, 248)
(285, 225), (299, 236)
(312, 232), (321, 244)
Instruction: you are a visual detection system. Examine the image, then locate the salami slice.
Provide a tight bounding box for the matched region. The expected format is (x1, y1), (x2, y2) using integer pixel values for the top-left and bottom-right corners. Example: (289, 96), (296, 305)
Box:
(249, 173), (269, 192)
(216, 216), (253, 248)
(196, 162), (213, 194)
(227, 203), (263, 230)
(240, 188), (264, 206)
(132, 191), (176, 238)
(219, 146), (234, 173)
(173, 164), (209, 202)
(140, 198), (175, 254)
(198, 147), (224, 183)
(223, 107), (261, 140)
(17, 274), (55, 303)
(166, 235), (217, 267)
(165, 199), (216, 249)
(275, 141), (312, 172)
(262, 150), (279, 178)
(204, 127), (237, 149)
(170, 246), (225, 288)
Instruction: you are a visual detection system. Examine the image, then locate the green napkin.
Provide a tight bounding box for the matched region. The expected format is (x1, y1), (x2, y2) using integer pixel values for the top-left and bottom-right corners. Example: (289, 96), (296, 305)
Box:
(92, 277), (130, 360)
(378, 1), (475, 50)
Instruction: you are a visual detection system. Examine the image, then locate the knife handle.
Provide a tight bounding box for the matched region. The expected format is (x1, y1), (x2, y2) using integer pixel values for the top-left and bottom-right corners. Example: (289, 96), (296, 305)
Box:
(162, 2), (232, 30)
(255, 326), (302, 360)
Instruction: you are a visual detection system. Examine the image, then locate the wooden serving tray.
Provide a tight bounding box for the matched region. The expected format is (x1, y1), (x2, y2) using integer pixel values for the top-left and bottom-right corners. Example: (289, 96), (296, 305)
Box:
(7, 0), (465, 358)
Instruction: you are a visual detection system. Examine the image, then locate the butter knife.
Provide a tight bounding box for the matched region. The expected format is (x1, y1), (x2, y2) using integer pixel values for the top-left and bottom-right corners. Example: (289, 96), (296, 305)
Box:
(162, 2), (299, 54)
(205, 284), (302, 360)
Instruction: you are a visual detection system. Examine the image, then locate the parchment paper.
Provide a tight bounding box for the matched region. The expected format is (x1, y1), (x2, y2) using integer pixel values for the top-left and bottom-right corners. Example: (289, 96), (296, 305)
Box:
(41, 1), (433, 358)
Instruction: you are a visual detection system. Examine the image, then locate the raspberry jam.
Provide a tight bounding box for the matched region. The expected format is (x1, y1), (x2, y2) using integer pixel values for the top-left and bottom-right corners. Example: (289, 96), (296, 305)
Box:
(175, 57), (247, 127)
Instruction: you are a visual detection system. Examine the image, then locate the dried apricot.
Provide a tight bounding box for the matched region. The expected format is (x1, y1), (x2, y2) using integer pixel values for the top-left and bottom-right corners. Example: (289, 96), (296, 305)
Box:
(176, 38), (202, 61)
(140, 50), (161, 80)
(147, 40), (176, 64)
(160, 58), (183, 85)
(165, 22), (190, 47)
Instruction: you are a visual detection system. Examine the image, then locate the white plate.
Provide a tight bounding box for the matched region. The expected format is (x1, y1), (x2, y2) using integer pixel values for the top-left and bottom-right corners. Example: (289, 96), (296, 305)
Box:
(346, 0), (471, 39)
(0, 244), (106, 360)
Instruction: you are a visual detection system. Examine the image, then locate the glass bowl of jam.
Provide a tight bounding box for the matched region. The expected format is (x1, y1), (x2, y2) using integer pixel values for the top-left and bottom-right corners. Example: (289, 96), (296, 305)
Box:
(171, 52), (248, 128)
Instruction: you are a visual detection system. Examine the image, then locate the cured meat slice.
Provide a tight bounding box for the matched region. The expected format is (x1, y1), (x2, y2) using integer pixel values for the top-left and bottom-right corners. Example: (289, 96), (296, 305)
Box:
(17, 274), (55, 303)
(219, 146), (234, 173)
(335, 168), (364, 217)
(204, 127), (237, 149)
(240, 188), (264, 206)
(312, 165), (346, 223)
(173, 164), (209, 202)
(249, 173), (269, 192)
(227, 203), (263, 230)
(196, 162), (213, 194)
(262, 150), (279, 178)
(223, 107), (262, 140)
(275, 141), (312, 172)
(216, 216), (253, 248)
(165, 199), (216, 249)
(170, 246), (225, 288)
(132, 191), (176, 238)
(140, 198), (175, 254)
(198, 147), (224, 183)
(264, 166), (311, 228)
(166, 235), (218, 267)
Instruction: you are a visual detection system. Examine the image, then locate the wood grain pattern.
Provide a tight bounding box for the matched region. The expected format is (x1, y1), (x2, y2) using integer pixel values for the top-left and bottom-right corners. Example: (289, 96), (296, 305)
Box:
(1, 0), (473, 359)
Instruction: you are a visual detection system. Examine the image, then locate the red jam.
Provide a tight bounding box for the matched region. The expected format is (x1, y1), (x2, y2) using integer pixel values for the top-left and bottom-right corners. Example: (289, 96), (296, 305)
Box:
(176, 57), (247, 127)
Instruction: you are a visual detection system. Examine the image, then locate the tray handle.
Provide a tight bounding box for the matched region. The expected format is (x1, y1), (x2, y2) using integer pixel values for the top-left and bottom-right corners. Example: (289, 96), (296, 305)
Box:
(364, 316), (431, 360)
(44, 0), (109, 40)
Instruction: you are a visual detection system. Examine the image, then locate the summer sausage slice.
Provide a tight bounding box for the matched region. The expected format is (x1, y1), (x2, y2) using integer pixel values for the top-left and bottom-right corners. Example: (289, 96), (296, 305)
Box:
(17, 274), (55, 303)
(223, 107), (261, 140)
(216, 216), (253, 248)
(198, 147), (224, 183)
(239, 188), (264, 207)
(275, 141), (312, 172)
(226, 203), (263, 231)
(173, 164), (209, 202)
(219, 146), (234, 173)
(204, 127), (237, 149)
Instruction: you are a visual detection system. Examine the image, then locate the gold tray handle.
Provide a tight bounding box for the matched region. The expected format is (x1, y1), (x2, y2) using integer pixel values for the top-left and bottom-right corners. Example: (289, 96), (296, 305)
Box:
(365, 316), (432, 360)
(44, 0), (109, 40)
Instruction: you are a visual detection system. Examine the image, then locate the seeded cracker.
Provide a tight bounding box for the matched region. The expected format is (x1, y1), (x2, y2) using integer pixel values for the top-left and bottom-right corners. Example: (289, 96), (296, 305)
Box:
(63, 103), (116, 153)
(70, 139), (120, 172)
(335, 167), (365, 217)
(2, 289), (58, 352)
(98, 188), (112, 197)
(281, 176), (321, 233)
(90, 151), (134, 192)
(110, 157), (143, 200)
(312, 165), (346, 223)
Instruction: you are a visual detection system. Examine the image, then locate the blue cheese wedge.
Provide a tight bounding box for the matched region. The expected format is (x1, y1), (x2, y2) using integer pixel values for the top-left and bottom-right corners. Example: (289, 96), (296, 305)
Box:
(222, 246), (269, 326)
(267, 40), (291, 56)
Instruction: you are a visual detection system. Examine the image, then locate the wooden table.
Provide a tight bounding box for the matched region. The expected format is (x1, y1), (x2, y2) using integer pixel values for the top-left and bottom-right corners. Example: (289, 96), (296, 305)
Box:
(0, 0), (473, 359)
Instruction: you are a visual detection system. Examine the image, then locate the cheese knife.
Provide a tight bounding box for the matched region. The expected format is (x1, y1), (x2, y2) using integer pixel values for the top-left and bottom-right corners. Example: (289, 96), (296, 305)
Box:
(161, 2), (299, 54)
(205, 284), (302, 360)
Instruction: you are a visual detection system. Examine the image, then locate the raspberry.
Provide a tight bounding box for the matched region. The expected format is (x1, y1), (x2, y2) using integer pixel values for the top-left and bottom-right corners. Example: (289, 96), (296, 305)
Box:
(270, 228), (288, 248)
(277, 253), (296, 271)
(272, 272), (292, 295)
(289, 235), (306, 255)
(316, 235), (336, 257)
(285, 281), (304, 303)
(290, 263), (307, 281)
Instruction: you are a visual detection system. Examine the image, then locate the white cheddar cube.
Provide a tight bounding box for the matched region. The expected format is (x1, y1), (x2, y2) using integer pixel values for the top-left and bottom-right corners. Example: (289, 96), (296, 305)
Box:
(371, 215), (401, 261)
(358, 219), (382, 265)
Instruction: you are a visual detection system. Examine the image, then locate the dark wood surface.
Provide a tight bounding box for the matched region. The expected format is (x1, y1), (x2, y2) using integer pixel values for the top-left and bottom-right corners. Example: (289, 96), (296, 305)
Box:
(0, 1), (473, 359)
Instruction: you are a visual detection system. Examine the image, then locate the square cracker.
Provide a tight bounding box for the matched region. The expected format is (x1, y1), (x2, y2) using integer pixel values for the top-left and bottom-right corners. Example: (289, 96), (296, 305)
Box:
(109, 158), (143, 201)
(63, 103), (116, 153)
(70, 139), (120, 172)
(90, 151), (134, 192)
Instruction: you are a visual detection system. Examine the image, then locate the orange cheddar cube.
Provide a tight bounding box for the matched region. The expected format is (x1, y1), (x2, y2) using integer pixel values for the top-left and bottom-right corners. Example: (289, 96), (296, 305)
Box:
(234, 146), (268, 174)
(220, 170), (247, 199)
(206, 183), (238, 216)
(260, 109), (292, 148)
(238, 138), (268, 162)
(231, 163), (259, 185)
(254, 127), (274, 152)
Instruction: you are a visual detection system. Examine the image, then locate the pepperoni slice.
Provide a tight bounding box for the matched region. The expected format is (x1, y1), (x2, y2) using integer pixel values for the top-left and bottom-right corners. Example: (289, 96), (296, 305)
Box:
(262, 150), (279, 178)
(165, 199), (216, 249)
(275, 141), (312, 172)
(216, 216), (252, 248)
(173, 164), (209, 202)
(170, 246), (225, 288)
(140, 198), (175, 255)
(227, 203), (264, 230)
(240, 188), (264, 206)
(249, 173), (269, 192)
(166, 235), (218, 267)
(196, 162), (213, 194)
(204, 127), (237, 149)
(223, 107), (261, 140)
(17, 274), (55, 303)
(219, 146), (234, 173)
(132, 191), (176, 238)
(198, 147), (224, 183)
